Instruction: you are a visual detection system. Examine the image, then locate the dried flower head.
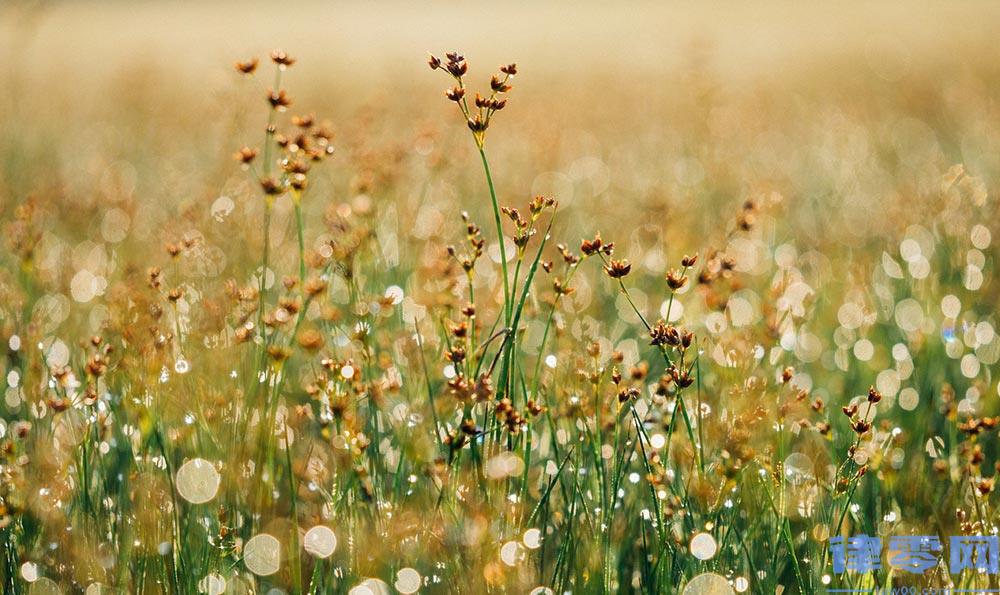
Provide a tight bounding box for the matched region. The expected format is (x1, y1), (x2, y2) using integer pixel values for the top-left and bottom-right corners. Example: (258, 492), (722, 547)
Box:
(604, 259), (632, 279)
(270, 49), (296, 68)
(234, 146), (259, 164)
(235, 57), (259, 75)
(267, 89), (292, 111)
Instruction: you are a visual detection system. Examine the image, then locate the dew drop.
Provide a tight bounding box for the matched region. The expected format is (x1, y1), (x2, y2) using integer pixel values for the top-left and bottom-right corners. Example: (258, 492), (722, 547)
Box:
(782, 452), (815, 486)
(523, 527), (542, 549)
(29, 578), (62, 595)
(303, 525), (337, 558)
(211, 196), (235, 222)
(682, 573), (734, 595)
(500, 541), (524, 566)
(21, 561), (38, 582)
(244, 533), (281, 576)
(395, 568), (421, 594)
(384, 285), (405, 305)
(733, 577), (749, 592)
(175, 458), (221, 504)
(197, 573), (227, 595)
(689, 532), (718, 560)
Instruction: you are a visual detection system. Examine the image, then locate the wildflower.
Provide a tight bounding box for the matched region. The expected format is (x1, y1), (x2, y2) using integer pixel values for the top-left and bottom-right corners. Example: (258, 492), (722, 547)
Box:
(490, 74), (511, 93)
(147, 267), (162, 289)
(557, 243), (580, 264)
(303, 277), (328, 296)
(649, 321), (679, 347)
(234, 146), (258, 164)
(460, 418), (479, 435)
(665, 268), (688, 290)
(445, 53), (467, 77)
(669, 365), (695, 388)
(431, 50), (515, 148)
(270, 49), (296, 68)
(604, 259), (631, 278)
(297, 329), (325, 351)
(235, 57), (259, 74)
(867, 386), (882, 403)
(467, 115), (487, 134)
(267, 345), (292, 366)
(86, 354), (107, 377)
(618, 387), (640, 403)
(474, 374), (494, 401)
(267, 89), (292, 111)
(580, 233), (603, 256)
(553, 278), (575, 296)
(445, 346), (466, 364)
(260, 177), (284, 195)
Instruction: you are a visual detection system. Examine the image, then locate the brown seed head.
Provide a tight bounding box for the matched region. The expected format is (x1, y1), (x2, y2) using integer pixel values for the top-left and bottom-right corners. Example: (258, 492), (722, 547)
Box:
(267, 89), (292, 111)
(605, 259), (632, 279)
(490, 74), (511, 93)
(867, 386), (882, 403)
(260, 177), (284, 195)
(580, 233), (603, 256)
(467, 115), (488, 133)
(665, 268), (688, 290)
(292, 114), (314, 128)
(270, 50), (296, 67)
(235, 57), (259, 74)
(446, 57), (468, 77)
(297, 329), (325, 351)
(234, 146), (259, 164)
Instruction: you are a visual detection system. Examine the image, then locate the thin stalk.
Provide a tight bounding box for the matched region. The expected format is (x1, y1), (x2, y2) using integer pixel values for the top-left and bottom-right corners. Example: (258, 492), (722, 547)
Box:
(293, 194), (306, 284)
(478, 147), (511, 324)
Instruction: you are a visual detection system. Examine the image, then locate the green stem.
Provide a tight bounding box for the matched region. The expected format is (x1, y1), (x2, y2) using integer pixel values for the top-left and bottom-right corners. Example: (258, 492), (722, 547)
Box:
(257, 204), (271, 335)
(294, 197), (306, 284)
(478, 147), (511, 325)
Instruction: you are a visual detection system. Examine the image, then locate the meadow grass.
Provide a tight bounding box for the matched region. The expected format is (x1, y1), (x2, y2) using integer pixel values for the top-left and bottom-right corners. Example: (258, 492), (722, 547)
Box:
(1, 24), (1000, 595)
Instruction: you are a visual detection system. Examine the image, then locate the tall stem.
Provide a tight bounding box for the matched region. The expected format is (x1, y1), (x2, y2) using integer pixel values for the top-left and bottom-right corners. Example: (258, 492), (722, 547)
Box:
(478, 147), (511, 325)
(257, 204), (272, 335)
(294, 197), (306, 284)
(256, 65), (282, 352)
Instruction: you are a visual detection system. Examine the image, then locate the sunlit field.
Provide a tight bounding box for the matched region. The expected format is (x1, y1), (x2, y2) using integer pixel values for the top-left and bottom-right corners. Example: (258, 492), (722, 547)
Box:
(4, 2), (1000, 593)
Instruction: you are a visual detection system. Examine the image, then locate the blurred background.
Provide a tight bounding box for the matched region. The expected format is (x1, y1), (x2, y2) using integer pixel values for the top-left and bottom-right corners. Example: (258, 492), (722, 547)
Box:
(4, 0), (1000, 231)
(4, 0), (1000, 356)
